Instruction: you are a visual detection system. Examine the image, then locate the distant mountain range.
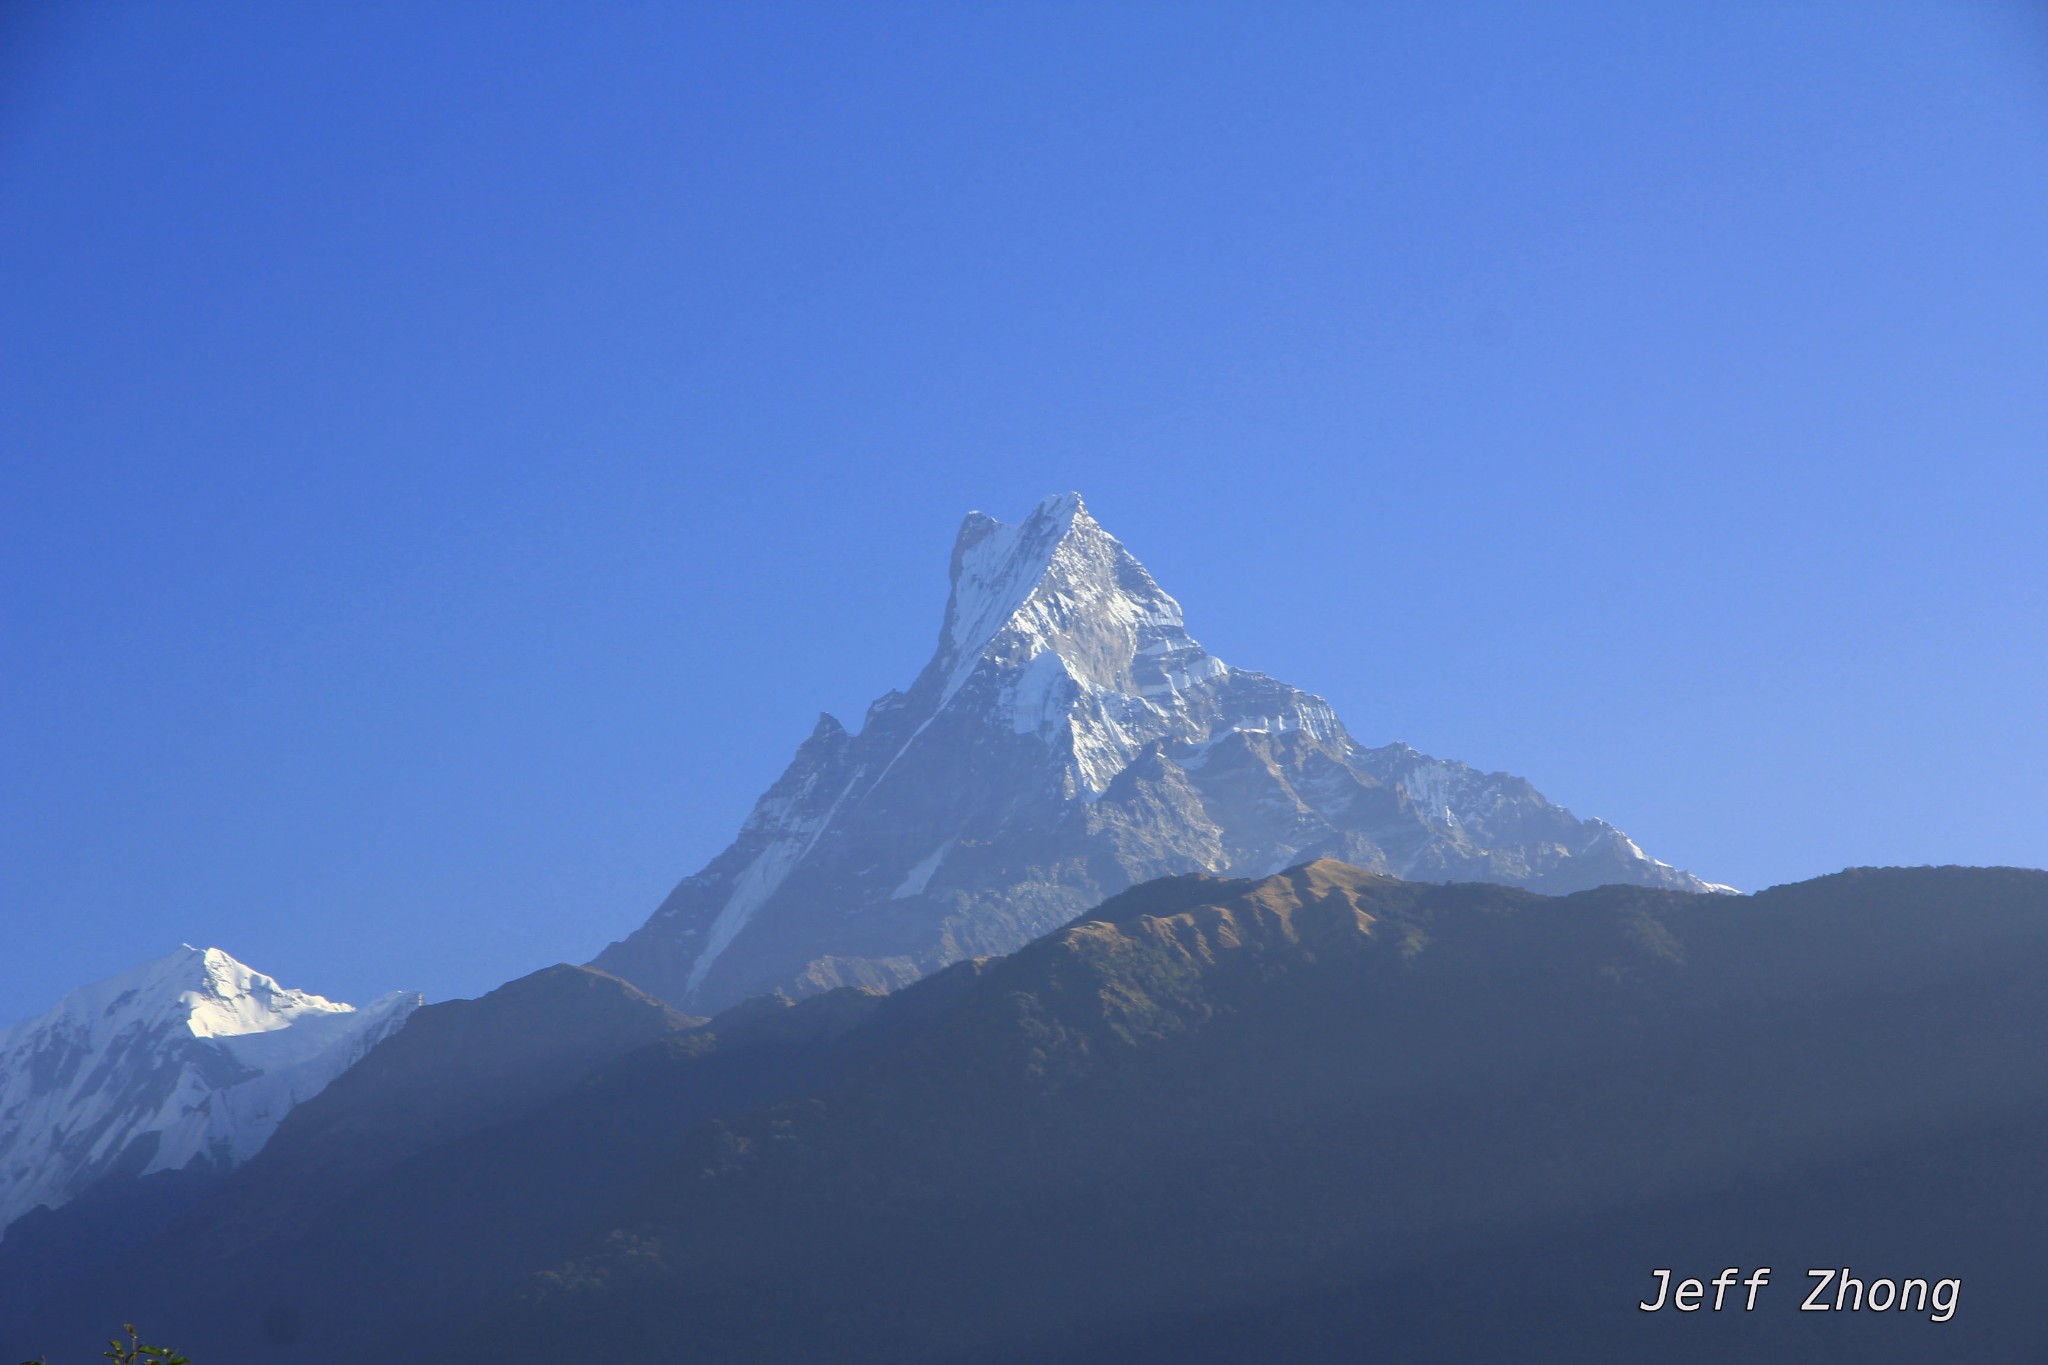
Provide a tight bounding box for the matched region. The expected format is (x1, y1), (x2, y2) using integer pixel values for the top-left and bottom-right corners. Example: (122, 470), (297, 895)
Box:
(1, 492), (1725, 1250)
(22, 495), (2031, 1363)
(595, 493), (1728, 1015)
(0, 946), (417, 1235)
(10, 863), (2047, 1363)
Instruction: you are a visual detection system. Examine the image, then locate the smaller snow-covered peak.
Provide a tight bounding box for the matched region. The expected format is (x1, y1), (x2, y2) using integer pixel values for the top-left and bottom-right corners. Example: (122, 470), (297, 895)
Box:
(183, 948), (357, 1040)
(0, 945), (354, 1052)
(0, 949), (420, 1236)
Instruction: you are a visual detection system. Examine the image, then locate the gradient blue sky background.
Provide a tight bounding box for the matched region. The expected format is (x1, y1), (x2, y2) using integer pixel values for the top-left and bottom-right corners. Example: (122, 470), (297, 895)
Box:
(4, 2), (2045, 1017)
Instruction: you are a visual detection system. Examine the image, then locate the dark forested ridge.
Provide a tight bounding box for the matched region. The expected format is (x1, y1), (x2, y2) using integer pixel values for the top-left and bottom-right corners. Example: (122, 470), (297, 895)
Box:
(12, 863), (2048, 1363)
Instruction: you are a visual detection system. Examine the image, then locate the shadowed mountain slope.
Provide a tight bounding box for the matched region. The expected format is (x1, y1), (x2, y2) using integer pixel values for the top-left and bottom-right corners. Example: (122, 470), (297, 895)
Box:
(19, 864), (2048, 1364)
(488, 862), (2048, 1364)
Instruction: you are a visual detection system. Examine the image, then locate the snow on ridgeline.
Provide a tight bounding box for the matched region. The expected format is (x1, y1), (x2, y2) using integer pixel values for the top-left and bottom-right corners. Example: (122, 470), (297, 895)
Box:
(0, 945), (420, 1236)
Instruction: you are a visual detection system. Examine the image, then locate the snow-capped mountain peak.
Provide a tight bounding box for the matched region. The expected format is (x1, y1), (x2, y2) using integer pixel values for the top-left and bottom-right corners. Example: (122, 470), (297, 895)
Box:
(930, 492), (1202, 707)
(0, 946), (419, 1236)
(905, 493), (1248, 798)
(595, 494), (1729, 1016)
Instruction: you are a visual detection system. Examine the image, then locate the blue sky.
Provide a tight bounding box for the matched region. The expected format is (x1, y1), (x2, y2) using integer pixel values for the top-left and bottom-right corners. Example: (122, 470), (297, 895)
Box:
(4, 2), (2045, 1016)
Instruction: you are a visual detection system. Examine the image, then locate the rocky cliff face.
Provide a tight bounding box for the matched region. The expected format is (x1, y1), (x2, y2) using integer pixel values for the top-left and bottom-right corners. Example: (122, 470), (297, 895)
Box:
(594, 493), (1726, 1014)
